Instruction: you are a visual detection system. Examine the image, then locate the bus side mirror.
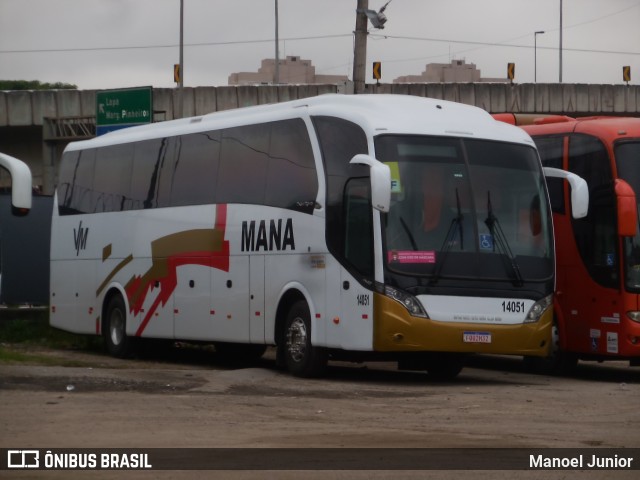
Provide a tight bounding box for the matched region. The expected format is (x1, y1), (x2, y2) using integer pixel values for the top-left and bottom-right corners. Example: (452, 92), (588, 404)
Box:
(615, 179), (638, 237)
(543, 167), (589, 219)
(350, 154), (391, 212)
(0, 152), (32, 212)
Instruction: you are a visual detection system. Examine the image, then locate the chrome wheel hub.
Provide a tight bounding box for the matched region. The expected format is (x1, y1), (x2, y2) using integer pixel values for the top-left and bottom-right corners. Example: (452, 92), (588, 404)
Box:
(286, 317), (307, 363)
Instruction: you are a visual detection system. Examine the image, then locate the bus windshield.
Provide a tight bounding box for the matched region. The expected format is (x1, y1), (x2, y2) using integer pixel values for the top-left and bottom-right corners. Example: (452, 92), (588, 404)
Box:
(614, 141), (640, 291)
(375, 136), (553, 284)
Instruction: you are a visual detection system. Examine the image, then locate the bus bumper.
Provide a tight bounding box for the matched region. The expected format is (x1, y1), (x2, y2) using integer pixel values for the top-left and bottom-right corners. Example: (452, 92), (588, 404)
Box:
(373, 293), (552, 357)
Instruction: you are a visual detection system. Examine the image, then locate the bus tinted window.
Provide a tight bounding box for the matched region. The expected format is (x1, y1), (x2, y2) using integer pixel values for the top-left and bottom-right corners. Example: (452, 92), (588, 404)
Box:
(266, 119), (317, 213)
(344, 178), (373, 276)
(131, 138), (174, 210)
(377, 135), (552, 281)
(93, 143), (133, 213)
(312, 116), (369, 268)
(59, 149), (96, 214)
(568, 134), (612, 189)
(218, 124), (270, 205)
(568, 134), (617, 289)
(58, 119), (317, 215)
(533, 136), (565, 214)
(172, 131), (220, 207)
(615, 141), (640, 291)
(57, 150), (78, 214)
(312, 116), (369, 205)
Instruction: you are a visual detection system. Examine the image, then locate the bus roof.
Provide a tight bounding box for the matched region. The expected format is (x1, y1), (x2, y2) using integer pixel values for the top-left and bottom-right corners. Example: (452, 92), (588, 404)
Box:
(520, 115), (640, 142)
(66, 94), (534, 152)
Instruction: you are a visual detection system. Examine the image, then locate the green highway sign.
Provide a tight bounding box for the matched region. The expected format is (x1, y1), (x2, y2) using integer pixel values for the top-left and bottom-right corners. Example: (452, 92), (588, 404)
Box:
(96, 87), (153, 135)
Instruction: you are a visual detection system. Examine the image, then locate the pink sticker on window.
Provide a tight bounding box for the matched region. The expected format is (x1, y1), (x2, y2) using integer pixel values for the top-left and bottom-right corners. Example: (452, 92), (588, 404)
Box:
(388, 250), (436, 264)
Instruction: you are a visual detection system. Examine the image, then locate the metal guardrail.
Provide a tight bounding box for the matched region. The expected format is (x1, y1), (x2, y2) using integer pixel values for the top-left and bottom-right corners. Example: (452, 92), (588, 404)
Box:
(43, 116), (96, 142)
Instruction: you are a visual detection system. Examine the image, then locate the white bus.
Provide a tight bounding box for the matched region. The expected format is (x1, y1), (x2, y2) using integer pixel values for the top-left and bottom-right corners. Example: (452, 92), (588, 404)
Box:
(49, 94), (586, 379)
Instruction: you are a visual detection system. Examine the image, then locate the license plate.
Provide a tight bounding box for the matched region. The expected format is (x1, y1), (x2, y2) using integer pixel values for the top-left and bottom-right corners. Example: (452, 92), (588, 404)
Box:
(463, 331), (492, 344)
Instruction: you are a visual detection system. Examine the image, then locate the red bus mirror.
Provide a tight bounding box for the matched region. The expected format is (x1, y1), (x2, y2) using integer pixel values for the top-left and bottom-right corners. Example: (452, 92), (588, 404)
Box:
(615, 179), (638, 237)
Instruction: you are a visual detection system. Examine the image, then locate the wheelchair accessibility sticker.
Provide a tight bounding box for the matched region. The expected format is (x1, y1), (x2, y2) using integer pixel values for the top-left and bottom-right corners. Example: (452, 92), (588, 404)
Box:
(480, 234), (494, 250)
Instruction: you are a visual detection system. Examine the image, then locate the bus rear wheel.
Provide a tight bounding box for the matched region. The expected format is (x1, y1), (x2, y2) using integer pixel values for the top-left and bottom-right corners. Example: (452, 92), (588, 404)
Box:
(283, 300), (327, 378)
(103, 294), (136, 358)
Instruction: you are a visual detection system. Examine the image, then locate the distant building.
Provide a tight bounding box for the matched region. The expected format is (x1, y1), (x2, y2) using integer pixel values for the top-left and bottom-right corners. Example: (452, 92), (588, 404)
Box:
(393, 59), (508, 83)
(228, 56), (348, 86)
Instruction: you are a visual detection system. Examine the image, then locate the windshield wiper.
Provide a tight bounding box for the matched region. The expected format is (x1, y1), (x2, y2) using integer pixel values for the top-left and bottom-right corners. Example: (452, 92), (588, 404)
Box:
(399, 216), (419, 251)
(484, 191), (524, 287)
(430, 188), (464, 285)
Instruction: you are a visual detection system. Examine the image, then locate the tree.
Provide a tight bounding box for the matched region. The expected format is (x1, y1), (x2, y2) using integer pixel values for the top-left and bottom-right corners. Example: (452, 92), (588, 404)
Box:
(0, 80), (77, 90)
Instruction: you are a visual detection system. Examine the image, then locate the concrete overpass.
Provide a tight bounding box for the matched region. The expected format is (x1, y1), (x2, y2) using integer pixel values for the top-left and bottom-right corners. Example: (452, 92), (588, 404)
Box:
(1, 82), (639, 194)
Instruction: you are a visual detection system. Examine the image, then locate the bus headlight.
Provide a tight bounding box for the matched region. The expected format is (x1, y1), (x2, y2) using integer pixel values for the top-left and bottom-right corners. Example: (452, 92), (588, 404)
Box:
(384, 286), (429, 318)
(627, 311), (640, 323)
(524, 294), (553, 323)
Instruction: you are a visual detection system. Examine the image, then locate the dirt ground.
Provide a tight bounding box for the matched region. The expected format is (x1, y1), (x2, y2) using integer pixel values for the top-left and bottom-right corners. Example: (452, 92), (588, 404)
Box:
(1, 344), (639, 479)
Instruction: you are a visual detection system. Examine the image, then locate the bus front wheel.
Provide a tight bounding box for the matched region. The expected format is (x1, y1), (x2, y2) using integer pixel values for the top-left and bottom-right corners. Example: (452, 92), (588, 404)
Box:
(424, 354), (465, 381)
(103, 294), (136, 358)
(283, 300), (327, 378)
(525, 320), (578, 375)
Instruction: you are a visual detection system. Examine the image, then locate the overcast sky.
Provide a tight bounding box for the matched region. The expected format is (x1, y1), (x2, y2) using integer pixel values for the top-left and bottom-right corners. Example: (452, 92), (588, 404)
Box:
(1, 0), (639, 90)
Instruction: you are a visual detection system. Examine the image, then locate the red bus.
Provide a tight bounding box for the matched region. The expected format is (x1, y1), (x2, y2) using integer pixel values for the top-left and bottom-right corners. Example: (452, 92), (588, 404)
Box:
(495, 114), (640, 371)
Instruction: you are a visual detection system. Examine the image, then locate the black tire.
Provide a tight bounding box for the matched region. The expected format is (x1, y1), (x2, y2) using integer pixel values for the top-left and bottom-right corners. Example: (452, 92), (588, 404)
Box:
(103, 294), (136, 358)
(283, 300), (327, 378)
(214, 342), (267, 365)
(525, 321), (578, 375)
(424, 353), (465, 381)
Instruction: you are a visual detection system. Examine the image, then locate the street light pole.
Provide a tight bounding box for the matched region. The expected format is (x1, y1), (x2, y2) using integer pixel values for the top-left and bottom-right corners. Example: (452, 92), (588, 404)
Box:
(559, 0), (563, 83)
(275, 0), (280, 84)
(534, 31), (545, 83)
(178, 0), (184, 118)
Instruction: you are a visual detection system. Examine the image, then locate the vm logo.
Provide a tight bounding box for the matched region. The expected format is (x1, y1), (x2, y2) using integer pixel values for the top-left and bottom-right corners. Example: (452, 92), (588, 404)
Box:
(73, 221), (89, 256)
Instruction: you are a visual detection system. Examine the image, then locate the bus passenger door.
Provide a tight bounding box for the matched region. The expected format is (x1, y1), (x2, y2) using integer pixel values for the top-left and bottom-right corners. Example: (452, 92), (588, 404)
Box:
(249, 255), (265, 343)
(339, 178), (376, 350)
(564, 184), (620, 354)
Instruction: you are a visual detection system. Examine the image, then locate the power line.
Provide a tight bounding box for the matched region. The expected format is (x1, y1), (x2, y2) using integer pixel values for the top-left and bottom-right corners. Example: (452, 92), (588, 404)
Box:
(0, 34), (352, 55)
(372, 34), (640, 58)
(371, 2), (640, 67)
(4, 30), (638, 59)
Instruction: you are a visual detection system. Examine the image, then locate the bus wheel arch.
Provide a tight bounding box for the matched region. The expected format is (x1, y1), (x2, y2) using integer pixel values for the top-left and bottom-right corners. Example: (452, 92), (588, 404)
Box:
(102, 288), (136, 358)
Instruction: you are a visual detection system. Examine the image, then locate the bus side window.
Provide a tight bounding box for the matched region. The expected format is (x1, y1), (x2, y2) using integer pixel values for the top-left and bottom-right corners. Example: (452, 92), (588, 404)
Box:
(533, 136), (565, 215)
(171, 131), (220, 207)
(57, 150), (79, 214)
(312, 116), (369, 266)
(93, 144), (134, 212)
(266, 119), (318, 213)
(58, 149), (96, 215)
(132, 138), (175, 210)
(218, 124), (270, 205)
